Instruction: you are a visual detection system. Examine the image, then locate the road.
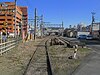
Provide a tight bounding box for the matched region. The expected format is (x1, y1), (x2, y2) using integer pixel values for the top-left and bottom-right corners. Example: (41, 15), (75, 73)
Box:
(69, 38), (100, 75)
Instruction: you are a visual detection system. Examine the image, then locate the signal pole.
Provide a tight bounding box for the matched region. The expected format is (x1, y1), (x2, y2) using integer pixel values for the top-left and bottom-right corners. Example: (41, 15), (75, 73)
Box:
(34, 8), (37, 40)
(62, 21), (64, 36)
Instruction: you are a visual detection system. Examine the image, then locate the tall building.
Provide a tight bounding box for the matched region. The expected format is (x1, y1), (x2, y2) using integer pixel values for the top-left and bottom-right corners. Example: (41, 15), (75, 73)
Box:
(19, 6), (28, 37)
(0, 2), (28, 37)
(0, 2), (22, 35)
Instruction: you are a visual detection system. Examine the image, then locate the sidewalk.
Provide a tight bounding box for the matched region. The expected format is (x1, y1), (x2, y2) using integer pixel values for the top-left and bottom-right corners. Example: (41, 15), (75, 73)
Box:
(71, 52), (100, 75)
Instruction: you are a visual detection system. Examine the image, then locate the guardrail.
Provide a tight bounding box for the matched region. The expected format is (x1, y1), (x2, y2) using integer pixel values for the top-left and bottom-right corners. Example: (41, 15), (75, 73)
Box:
(0, 38), (21, 55)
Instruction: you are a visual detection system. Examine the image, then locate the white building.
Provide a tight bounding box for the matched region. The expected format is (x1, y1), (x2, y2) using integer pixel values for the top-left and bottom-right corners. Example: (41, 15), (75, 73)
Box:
(92, 23), (100, 39)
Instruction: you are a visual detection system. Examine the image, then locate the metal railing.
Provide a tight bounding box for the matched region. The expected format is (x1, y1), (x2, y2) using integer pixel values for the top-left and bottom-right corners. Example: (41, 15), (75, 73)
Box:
(0, 38), (21, 55)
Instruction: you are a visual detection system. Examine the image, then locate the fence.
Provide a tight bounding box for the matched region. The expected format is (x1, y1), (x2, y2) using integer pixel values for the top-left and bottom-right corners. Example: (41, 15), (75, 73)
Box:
(0, 38), (21, 55)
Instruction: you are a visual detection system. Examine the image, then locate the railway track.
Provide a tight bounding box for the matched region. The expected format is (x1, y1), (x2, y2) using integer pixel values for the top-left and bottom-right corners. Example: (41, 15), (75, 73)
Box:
(58, 37), (73, 48)
(23, 37), (52, 75)
(59, 37), (86, 48)
(22, 36), (77, 75)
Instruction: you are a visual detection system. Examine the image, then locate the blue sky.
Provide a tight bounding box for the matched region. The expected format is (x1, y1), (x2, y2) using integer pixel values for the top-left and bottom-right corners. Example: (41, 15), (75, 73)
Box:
(1, 0), (100, 28)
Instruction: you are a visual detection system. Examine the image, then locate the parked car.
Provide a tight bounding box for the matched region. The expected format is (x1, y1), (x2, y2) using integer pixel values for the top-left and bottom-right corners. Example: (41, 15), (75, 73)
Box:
(86, 35), (93, 40)
(77, 35), (87, 39)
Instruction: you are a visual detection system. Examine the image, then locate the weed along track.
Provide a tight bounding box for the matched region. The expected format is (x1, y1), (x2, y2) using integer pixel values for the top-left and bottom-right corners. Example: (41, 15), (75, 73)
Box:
(23, 37), (53, 75)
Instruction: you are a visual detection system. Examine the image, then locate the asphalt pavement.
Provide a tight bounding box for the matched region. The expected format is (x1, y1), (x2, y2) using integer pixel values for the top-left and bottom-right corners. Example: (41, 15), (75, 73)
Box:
(71, 52), (100, 75)
(71, 38), (100, 75)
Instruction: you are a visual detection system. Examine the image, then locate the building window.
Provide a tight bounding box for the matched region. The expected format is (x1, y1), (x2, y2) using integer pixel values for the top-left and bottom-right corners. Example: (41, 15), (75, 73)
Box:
(8, 23), (12, 25)
(0, 19), (5, 21)
(23, 15), (27, 17)
(7, 19), (12, 21)
(0, 14), (5, 16)
(17, 11), (22, 16)
(23, 28), (26, 30)
(7, 14), (12, 16)
(0, 23), (3, 25)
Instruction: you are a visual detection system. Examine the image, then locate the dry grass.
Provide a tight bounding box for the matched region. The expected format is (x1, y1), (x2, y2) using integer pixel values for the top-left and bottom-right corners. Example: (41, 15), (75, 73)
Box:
(48, 45), (90, 75)
(0, 38), (43, 75)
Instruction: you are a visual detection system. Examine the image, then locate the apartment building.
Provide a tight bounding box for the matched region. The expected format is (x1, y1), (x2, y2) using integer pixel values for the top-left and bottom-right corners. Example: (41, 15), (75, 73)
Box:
(19, 6), (28, 37)
(0, 2), (28, 37)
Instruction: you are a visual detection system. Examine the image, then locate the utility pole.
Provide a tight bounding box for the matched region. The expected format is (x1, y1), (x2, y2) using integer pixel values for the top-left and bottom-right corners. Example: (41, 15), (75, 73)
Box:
(34, 8), (37, 40)
(3, 3), (7, 33)
(62, 21), (63, 28)
(14, 0), (17, 38)
(91, 12), (95, 34)
(62, 21), (64, 36)
(69, 25), (72, 29)
(40, 15), (43, 37)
